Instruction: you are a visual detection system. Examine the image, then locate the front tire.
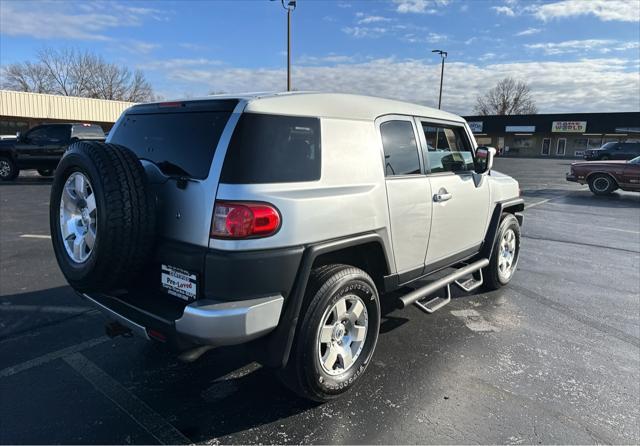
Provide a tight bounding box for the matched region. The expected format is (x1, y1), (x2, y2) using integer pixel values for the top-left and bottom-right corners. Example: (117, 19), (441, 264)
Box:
(588, 174), (617, 195)
(0, 156), (19, 181)
(484, 213), (520, 291)
(280, 264), (380, 401)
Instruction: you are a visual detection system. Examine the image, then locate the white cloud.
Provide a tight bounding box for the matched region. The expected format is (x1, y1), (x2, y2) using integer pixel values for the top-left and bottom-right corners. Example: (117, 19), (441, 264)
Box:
(533, 0), (640, 22)
(393, 0), (450, 14)
(356, 14), (393, 25)
(516, 27), (541, 36)
(526, 39), (638, 55)
(141, 58), (225, 71)
(153, 58), (640, 114)
(297, 54), (357, 65)
(0, 1), (166, 40)
(492, 6), (516, 16)
(402, 31), (447, 44)
(343, 26), (389, 38)
(126, 41), (161, 54)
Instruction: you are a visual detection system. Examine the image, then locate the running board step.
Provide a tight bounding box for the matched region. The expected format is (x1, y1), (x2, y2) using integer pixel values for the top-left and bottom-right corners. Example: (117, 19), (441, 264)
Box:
(399, 258), (490, 311)
(454, 269), (484, 292)
(414, 284), (451, 314)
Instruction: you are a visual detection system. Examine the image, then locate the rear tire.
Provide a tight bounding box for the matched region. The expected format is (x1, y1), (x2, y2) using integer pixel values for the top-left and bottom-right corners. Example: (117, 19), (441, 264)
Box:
(0, 156), (19, 181)
(483, 213), (520, 291)
(49, 141), (156, 292)
(588, 174), (617, 195)
(279, 264), (380, 401)
(600, 155), (611, 160)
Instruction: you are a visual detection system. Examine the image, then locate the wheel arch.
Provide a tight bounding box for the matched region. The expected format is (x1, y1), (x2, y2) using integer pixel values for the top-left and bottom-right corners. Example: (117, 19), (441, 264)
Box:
(586, 171), (619, 186)
(478, 198), (524, 261)
(0, 148), (16, 160)
(260, 232), (390, 369)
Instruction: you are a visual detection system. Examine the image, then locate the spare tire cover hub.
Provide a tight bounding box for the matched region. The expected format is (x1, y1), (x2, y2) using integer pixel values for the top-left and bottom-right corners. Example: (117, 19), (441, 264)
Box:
(59, 172), (97, 263)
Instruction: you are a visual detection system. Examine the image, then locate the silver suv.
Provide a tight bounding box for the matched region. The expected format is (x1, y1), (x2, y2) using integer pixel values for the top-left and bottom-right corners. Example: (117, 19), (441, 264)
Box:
(49, 92), (523, 401)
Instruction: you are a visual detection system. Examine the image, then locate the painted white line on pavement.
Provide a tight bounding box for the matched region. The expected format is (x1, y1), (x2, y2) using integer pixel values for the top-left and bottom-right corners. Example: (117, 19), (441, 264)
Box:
(64, 353), (192, 445)
(524, 198), (551, 209)
(0, 304), (94, 314)
(20, 234), (51, 239)
(450, 309), (499, 332)
(0, 336), (109, 378)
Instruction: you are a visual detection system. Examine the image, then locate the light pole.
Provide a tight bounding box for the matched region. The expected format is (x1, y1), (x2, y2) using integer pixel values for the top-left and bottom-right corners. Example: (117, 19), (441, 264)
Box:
(432, 49), (447, 109)
(279, 0), (297, 91)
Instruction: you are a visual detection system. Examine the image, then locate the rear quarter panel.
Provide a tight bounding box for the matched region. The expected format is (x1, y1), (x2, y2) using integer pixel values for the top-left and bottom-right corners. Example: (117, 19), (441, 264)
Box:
(211, 117), (395, 270)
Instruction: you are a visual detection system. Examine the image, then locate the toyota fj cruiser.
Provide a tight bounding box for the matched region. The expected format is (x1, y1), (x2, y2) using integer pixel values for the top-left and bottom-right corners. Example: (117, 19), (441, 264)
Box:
(49, 93), (523, 401)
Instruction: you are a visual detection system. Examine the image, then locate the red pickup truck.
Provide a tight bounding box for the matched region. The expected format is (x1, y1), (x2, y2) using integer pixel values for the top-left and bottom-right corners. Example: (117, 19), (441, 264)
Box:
(567, 156), (640, 195)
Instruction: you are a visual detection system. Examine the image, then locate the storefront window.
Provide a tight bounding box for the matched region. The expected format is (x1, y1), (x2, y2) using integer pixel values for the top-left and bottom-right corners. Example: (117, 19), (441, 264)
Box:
(571, 138), (588, 150)
(587, 138), (602, 149)
(508, 137), (534, 154)
(0, 120), (29, 136)
(475, 137), (492, 145)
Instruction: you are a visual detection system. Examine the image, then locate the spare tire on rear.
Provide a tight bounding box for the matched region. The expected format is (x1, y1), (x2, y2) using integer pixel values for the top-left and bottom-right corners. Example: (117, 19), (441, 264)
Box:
(50, 141), (156, 292)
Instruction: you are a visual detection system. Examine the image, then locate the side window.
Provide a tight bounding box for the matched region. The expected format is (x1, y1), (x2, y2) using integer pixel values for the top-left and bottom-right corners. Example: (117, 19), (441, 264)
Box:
(421, 123), (474, 173)
(221, 113), (321, 184)
(25, 126), (48, 143)
(380, 120), (421, 176)
(47, 126), (70, 143)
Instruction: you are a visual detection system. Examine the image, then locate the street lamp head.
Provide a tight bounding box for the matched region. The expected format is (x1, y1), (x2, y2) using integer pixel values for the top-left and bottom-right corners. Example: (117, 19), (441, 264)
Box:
(283, 0), (296, 10)
(432, 49), (448, 58)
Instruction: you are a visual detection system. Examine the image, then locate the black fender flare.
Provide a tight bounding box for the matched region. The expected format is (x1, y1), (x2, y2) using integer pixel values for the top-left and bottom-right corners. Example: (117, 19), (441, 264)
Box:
(478, 198), (524, 261)
(262, 232), (390, 368)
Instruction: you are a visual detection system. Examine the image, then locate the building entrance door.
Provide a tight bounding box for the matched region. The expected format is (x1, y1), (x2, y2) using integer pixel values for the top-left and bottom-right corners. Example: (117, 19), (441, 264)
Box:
(556, 138), (566, 156)
(541, 138), (551, 155)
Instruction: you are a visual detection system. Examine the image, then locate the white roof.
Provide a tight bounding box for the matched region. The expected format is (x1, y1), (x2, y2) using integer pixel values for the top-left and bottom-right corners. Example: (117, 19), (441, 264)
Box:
(165, 92), (465, 123)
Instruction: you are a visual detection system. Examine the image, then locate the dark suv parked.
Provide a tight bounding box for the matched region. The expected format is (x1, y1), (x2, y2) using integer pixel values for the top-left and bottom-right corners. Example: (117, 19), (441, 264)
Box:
(584, 141), (640, 161)
(0, 123), (105, 181)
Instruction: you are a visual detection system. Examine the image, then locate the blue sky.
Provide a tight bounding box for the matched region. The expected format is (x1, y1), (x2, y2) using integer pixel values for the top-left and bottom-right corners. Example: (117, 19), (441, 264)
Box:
(1, 0), (639, 114)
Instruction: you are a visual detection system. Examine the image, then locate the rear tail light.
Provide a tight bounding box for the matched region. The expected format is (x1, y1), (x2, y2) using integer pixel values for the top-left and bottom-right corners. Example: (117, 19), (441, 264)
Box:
(210, 201), (281, 239)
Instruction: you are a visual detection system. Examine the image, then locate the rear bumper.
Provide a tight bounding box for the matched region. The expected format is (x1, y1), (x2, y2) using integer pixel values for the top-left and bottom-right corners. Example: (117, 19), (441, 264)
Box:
(82, 292), (284, 346)
(175, 295), (283, 345)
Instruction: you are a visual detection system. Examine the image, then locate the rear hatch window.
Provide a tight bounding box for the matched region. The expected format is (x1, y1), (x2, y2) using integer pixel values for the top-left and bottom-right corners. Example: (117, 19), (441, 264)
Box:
(221, 113), (321, 183)
(110, 101), (236, 180)
(71, 124), (105, 139)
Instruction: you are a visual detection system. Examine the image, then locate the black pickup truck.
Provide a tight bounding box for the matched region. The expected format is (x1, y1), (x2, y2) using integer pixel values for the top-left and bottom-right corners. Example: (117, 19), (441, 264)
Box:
(0, 123), (105, 181)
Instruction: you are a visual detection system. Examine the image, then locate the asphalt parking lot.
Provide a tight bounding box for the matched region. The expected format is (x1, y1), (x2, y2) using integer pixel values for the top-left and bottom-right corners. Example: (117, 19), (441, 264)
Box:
(1, 158), (639, 445)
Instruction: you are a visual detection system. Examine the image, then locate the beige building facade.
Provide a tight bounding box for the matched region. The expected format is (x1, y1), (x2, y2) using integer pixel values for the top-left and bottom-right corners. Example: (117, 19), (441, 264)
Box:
(0, 90), (135, 136)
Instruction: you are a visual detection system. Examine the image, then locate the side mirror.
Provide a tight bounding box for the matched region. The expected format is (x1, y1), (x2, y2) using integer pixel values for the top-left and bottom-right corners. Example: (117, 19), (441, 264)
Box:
(475, 146), (496, 174)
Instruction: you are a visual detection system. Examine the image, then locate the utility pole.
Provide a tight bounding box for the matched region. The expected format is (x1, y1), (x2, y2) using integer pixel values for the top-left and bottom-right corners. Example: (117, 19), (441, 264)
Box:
(432, 49), (447, 109)
(279, 0), (297, 91)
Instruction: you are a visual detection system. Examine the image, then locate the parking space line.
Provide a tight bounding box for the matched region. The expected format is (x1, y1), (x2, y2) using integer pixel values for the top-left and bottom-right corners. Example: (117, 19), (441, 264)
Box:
(64, 353), (192, 445)
(0, 336), (109, 378)
(19, 234), (51, 239)
(524, 198), (552, 209)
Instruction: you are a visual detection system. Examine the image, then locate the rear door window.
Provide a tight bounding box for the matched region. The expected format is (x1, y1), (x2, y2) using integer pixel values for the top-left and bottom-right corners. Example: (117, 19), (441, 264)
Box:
(221, 113), (321, 183)
(379, 120), (422, 176)
(110, 111), (231, 179)
(72, 124), (104, 139)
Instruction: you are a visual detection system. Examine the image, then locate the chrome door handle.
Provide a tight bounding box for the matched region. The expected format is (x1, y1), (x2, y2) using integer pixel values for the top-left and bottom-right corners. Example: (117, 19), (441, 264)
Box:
(433, 192), (452, 202)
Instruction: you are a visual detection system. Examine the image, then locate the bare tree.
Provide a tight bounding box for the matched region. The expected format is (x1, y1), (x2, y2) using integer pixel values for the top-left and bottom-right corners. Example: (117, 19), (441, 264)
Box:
(474, 77), (537, 115)
(1, 47), (154, 102)
(2, 61), (52, 93)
